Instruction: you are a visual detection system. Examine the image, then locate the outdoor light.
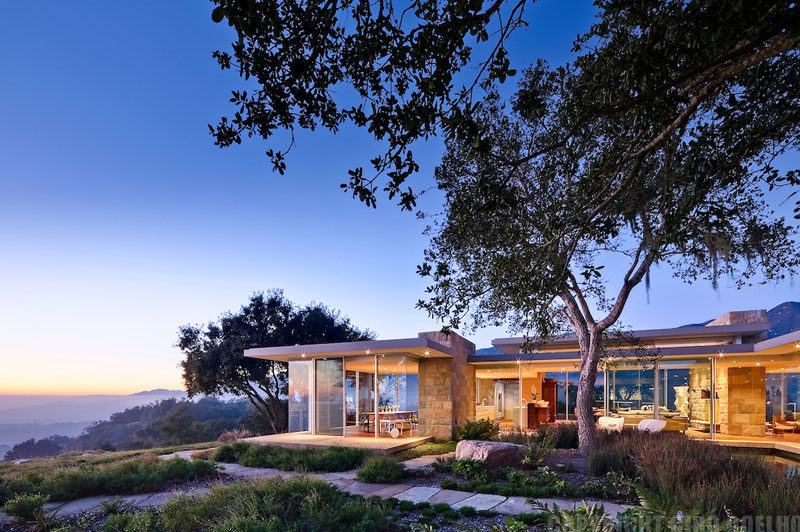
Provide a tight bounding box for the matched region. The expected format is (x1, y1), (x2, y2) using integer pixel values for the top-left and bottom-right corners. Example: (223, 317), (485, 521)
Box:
(301, 352), (306, 358)
(365, 349), (371, 355)
(423, 349), (430, 357)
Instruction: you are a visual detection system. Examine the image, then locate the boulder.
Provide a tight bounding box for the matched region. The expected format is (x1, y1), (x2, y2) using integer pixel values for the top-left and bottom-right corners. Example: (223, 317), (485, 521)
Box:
(455, 440), (527, 469)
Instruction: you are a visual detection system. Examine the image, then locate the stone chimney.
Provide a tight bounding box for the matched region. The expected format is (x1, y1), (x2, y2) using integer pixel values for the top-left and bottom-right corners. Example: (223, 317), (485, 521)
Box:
(416, 331), (475, 440)
(706, 310), (768, 327)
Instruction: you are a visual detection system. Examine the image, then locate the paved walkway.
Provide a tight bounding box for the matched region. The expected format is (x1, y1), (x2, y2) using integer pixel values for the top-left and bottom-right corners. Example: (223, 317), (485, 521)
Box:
(0, 451), (628, 525)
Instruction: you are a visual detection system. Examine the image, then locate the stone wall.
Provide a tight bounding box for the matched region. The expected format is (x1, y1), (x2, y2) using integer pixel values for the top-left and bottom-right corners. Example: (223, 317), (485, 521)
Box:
(688, 367), (711, 430)
(417, 331), (475, 440)
(725, 366), (766, 437)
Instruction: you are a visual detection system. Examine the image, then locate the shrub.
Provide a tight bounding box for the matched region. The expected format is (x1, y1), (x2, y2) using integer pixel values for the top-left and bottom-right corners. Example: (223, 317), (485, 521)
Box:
(432, 455), (455, 473)
(161, 477), (393, 532)
(432, 503), (450, 513)
(455, 419), (499, 441)
(532, 503), (614, 532)
(398, 500), (416, 512)
(212, 442), (249, 463)
(443, 509), (461, 520)
(217, 429), (252, 443)
(516, 512), (548, 526)
(102, 513), (133, 532)
(451, 458), (486, 480)
(477, 509), (496, 517)
(2, 493), (49, 522)
(458, 505), (476, 516)
(420, 507), (436, 519)
(440, 479), (458, 490)
(234, 444), (367, 472)
(126, 510), (164, 532)
(577, 471), (638, 503)
(538, 423), (579, 449)
(415, 501), (430, 509)
(522, 430), (555, 468)
(356, 457), (407, 484)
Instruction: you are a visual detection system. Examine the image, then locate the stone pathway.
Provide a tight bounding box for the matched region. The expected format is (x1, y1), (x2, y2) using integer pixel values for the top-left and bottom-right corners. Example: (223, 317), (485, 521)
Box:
(2, 451), (628, 523)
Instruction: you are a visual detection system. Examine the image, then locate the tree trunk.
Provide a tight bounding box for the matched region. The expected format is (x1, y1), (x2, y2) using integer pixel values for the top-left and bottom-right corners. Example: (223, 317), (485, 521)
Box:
(576, 340), (601, 455)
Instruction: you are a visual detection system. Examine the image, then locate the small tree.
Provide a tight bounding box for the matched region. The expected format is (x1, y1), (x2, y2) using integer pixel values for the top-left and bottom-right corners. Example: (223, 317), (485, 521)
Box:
(417, 3), (800, 454)
(177, 291), (373, 433)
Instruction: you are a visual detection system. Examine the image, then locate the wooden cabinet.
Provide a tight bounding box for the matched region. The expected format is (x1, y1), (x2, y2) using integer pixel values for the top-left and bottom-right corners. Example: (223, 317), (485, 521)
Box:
(526, 405), (549, 427)
(542, 378), (557, 422)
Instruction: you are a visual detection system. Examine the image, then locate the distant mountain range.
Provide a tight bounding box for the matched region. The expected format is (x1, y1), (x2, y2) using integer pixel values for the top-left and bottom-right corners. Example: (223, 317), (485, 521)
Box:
(474, 301), (800, 355)
(0, 389), (187, 447)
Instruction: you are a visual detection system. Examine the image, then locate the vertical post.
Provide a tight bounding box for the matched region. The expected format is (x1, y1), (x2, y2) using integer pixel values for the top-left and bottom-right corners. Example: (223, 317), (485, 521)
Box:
(355, 370), (359, 433)
(710, 356), (717, 440)
(374, 355), (379, 439)
(518, 361), (523, 429)
(310, 360), (316, 436)
(564, 371), (569, 421)
(654, 361), (660, 420)
(342, 358), (346, 437)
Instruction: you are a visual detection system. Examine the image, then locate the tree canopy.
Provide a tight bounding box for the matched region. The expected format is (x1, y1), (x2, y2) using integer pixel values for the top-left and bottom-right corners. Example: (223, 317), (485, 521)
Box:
(415, 2), (800, 452)
(177, 291), (373, 433)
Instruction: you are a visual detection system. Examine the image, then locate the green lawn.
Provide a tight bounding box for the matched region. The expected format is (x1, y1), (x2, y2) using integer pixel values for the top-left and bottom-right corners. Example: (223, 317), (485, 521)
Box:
(392, 441), (457, 462)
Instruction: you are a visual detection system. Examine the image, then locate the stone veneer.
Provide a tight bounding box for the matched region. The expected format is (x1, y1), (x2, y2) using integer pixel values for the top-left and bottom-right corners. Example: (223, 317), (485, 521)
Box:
(725, 366), (766, 437)
(417, 331), (475, 440)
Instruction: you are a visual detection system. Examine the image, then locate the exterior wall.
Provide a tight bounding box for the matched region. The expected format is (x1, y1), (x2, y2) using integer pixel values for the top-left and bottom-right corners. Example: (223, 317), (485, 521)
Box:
(725, 366), (766, 437)
(688, 367), (712, 429)
(417, 331), (475, 440)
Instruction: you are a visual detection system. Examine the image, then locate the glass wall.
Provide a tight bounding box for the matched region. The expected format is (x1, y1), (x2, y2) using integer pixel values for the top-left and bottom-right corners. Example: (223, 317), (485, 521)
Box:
(607, 361), (655, 416)
(377, 355), (419, 412)
(767, 372), (800, 423)
(287, 361), (311, 432)
(315, 358), (344, 436)
(657, 359), (712, 432)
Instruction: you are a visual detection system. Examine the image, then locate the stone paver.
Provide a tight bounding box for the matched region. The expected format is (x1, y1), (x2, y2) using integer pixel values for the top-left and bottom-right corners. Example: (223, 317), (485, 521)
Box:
(393, 486), (441, 504)
(327, 478), (355, 490)
(343, 481), (394, 497)
(401, 453), (454, 470)
(427, 489), (473, 506)
(219, 463), (282, 478)
(451, 493), (507, 511)
(493, 496), (535, 515)
(313, 469), (358, 481)
(371, 484), (412, 500)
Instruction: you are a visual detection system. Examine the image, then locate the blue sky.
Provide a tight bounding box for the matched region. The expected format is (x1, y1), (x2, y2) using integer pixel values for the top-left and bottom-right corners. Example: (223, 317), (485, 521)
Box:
(0, 1), (797, 394)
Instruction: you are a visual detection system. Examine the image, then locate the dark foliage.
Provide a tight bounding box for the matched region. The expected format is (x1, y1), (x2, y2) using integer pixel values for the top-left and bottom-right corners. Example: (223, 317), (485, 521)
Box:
(4, 436), (70, 461)
(177, 290), (372, 434)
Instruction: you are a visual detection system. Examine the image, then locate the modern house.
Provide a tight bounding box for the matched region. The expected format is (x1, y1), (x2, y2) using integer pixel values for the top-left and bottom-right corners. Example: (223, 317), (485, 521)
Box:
(244, 310), (800, 443)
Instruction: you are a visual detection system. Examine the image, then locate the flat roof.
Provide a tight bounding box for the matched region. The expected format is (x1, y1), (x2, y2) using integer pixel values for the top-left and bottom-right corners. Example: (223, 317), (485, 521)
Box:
(244, 337), (454, 362)
(491, 322), (770, 355)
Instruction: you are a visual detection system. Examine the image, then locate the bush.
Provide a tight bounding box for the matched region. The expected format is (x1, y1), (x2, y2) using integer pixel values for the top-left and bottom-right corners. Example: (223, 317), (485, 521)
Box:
(522, 430), (555, 468)
(2, 493), (49, 522)
(102, 513), (133, 532)
(398, 500), (416, 512)
(419, 508), (436, 519)
(451, 458), (486, 480)
(229, 444), (367, 472)
(160, 476), (394, 532)
(590, 430), (800, 518)
(577, 472), (638, 503)
(455, 419), (499, 441)
(440, 479), (458, 490)
(356, 457), (407, 484)
(443, 509), (461, 520)
(516, 512), (548, 526)
(217, 429), (252, 443)
(126, 510), (164, 532)
(458, 505), (476, 517)
(0, 457), (217, 504)
(432, 455), (455, 473)
(432, 502), (450, 513)
(415, 501), (430, 509)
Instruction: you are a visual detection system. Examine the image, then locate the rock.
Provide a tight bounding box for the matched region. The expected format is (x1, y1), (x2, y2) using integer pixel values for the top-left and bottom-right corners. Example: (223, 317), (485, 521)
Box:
(455, 440), (527, 469)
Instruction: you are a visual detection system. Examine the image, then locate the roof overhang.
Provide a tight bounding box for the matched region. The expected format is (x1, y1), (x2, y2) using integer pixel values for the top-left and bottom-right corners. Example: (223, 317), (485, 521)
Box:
(469, 343), (755, 364)
(490, 322), (770, 355)
(753, 330), (800, 356)
(244, 337), (454, 363)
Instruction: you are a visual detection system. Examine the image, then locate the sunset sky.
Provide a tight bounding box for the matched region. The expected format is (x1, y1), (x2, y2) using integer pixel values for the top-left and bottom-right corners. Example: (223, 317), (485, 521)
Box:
(1, 1), (797, 396)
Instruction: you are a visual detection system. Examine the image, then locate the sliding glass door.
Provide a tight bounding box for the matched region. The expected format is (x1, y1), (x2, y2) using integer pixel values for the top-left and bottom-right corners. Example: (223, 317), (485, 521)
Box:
(315, 358), (344, 436)
(288, 361), (311, 432)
